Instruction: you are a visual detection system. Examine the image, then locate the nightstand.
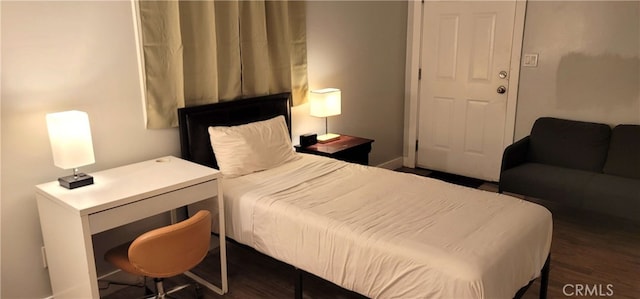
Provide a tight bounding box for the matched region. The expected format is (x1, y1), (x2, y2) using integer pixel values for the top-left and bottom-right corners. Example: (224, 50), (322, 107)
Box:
(36, 156), (227, 298)
(295, 135), (374, 165)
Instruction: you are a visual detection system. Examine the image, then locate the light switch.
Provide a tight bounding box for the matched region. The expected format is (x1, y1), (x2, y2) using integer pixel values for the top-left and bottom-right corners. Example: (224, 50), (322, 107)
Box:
(523, 54), (538, 67)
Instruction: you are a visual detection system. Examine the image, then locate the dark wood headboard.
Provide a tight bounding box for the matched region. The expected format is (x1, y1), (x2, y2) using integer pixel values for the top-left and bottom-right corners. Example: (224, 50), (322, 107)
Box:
(177, 93), (292, 168)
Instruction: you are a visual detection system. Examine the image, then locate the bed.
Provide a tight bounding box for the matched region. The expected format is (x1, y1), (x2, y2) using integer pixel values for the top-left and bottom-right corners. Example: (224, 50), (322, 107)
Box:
(178, 93), (552, 299)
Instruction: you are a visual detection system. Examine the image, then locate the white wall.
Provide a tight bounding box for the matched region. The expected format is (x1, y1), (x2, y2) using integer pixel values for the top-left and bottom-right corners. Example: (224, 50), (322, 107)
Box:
(0, 1), (408, 297)
(1, 2), (179, 297)
(515, 1), (640, 139)
(305, 1), (407, 166)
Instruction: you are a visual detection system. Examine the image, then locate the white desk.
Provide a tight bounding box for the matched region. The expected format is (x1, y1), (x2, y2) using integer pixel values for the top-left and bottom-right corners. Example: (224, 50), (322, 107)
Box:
(36, 156), (227, 298)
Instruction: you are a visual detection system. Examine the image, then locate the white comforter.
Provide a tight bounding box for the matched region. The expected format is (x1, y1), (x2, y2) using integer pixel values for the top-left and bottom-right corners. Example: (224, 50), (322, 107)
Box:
(195, 154), (552, 298)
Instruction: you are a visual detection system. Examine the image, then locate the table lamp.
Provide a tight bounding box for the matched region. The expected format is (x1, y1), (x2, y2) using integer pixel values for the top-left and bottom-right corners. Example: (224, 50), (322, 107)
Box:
(46, 110), (96, 189)
(310, 88), (341, 143)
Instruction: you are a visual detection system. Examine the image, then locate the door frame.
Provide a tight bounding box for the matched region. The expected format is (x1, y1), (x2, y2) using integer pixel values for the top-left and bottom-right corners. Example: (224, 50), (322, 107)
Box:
(403, 0), (528, 168)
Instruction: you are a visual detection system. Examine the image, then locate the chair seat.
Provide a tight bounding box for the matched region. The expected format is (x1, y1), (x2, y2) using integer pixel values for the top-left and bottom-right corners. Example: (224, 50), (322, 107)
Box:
(103, 210), (211, 298)
(500, 162), (597, 206)
(105, 241), (146, 277)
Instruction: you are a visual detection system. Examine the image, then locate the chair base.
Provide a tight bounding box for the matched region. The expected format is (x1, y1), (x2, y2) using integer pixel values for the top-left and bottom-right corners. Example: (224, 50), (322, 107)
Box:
(98, 276), (151, 297)
(147, 278), (200, 299)
(100, 276), (202, 299)
(154, 278), (183, 299)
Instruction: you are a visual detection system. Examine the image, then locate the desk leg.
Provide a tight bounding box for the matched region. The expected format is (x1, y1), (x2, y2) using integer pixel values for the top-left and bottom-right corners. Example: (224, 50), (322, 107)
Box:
(185, 181), (228, 295)
(37, 196), (99, 298)
(218, 181), (228, 293)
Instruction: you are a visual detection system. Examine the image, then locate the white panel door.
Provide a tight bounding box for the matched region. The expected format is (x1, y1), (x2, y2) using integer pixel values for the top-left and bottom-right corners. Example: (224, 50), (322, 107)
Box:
(417, 1), (516, 181)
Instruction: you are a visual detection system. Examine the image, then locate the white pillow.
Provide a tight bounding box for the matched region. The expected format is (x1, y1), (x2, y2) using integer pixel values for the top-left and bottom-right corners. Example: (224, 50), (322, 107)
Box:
(208, 115), (297, 177)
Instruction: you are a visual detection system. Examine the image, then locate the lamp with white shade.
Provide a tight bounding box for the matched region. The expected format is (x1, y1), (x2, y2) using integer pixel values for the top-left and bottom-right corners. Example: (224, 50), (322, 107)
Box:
(46, 110), (96, 189)
(310, 88), (341, 143)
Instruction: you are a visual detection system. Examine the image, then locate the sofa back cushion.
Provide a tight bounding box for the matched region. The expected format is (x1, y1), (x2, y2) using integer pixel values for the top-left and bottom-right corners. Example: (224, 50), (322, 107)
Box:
(527, 117), (611, 172)
(602, 125), (640, 179)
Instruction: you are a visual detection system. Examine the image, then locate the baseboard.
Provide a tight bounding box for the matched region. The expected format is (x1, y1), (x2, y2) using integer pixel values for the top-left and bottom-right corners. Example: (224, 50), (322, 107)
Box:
(403, 156), (417, 168)
(376, 157), (404, 170)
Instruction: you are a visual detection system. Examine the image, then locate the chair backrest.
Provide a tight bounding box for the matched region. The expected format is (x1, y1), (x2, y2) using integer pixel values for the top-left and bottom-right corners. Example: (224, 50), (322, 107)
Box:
(128, 210), (211, 278)
(527, 117), (611, 172)
(602, 124), (640, 179)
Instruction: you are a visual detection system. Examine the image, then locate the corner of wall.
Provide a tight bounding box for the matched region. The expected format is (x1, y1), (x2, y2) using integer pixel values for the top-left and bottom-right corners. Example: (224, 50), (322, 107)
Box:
(376, 157), (404, 170)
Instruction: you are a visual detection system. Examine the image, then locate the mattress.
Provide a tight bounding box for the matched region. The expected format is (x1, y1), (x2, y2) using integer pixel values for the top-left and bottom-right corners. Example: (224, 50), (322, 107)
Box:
(191, 153), (552, 298)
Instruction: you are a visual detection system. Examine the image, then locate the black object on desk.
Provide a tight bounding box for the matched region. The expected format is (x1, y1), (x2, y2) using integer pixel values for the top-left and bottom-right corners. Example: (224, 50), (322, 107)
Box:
(300, 133), (317, 147)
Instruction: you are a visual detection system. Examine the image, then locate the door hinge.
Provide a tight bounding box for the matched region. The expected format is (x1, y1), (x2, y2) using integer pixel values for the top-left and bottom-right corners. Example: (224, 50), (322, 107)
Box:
(418, 68), (422, 80)
(415, 140), (419, 151)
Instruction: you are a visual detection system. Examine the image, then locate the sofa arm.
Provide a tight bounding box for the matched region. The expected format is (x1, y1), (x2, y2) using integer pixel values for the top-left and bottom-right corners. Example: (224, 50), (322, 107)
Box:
(499, 136), (530, 193)
(500, 135), (530, 173)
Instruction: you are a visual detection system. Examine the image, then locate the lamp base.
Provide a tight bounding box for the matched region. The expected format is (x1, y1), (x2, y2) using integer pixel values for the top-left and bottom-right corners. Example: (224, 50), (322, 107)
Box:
(317, 133), (341, 143)
(59, 173), (94, 189)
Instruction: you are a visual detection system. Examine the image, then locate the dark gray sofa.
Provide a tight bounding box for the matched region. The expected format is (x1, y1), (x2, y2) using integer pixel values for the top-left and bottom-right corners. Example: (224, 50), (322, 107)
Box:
(499, 117), (640, 222)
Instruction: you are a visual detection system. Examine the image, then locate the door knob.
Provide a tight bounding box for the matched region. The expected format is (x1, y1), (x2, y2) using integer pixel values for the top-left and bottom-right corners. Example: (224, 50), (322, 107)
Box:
(497, 86), (507, 94)
(498, 71), (508, 79)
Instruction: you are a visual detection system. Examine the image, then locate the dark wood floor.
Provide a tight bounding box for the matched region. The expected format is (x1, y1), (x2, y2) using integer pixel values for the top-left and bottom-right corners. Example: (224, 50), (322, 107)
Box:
(104, 169), (640, 299)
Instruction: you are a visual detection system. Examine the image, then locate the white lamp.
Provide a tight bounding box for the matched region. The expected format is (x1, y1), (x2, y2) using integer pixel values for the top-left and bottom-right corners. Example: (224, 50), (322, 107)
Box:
(310, 88), (341, 143)
(46, 110), (96, 189)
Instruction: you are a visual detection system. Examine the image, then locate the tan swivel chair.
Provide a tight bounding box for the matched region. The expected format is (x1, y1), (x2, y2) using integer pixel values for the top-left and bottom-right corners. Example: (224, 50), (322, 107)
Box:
(105, 210), (212, 298)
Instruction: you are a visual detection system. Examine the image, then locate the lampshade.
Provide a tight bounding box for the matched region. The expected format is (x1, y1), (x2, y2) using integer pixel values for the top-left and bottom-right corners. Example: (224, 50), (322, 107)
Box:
(310, 88), (341, 118)
(46, 110), (95, 170)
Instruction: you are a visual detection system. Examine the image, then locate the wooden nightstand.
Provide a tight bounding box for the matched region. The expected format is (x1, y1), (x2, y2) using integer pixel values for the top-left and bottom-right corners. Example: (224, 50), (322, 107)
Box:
(295, 135), (374, 165)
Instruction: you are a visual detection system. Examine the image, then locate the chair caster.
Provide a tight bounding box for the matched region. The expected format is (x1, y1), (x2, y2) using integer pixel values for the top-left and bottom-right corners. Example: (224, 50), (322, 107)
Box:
(195, 284), (204, 299)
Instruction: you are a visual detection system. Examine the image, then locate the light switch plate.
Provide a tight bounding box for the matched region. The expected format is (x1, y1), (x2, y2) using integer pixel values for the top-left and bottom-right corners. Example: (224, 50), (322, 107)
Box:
(523, 53), (539, 67)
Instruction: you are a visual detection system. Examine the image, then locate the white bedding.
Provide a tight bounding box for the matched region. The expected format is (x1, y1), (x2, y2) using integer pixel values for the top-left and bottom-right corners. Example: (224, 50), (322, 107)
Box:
(192, 153), (552, 298)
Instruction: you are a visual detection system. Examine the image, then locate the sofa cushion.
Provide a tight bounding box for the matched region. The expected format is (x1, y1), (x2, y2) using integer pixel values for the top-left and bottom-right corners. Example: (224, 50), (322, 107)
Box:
(527, 117), (611, 172)
(500, 162), (597, 207)
(582, 174), (640, 222)
(602, 125), (640, 180)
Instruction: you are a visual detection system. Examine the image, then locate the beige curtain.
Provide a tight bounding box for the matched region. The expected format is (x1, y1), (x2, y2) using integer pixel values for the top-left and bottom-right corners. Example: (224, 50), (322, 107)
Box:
(139, 0), (308, 129)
